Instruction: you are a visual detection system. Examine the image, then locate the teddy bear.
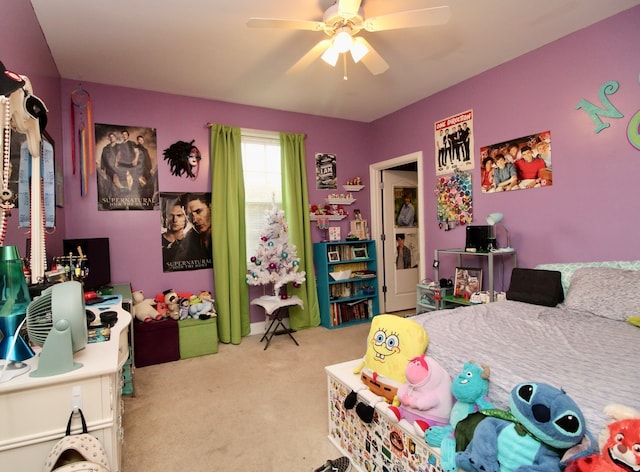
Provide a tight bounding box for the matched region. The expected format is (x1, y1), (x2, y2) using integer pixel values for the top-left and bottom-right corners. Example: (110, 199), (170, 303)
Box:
(383, 354), (453, 436)
(424, 362), (494, 472)
(565, 403), (640, 472)
(132, 290), (162, 322)
(188, 290), (216, 319)
(163, 289), (180, 320)
(455, 382), (594, 472)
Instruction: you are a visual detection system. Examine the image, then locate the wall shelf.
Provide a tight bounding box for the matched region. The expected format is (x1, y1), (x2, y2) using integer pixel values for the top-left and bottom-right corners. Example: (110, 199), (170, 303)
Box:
(310, 214), (347, 221)
(343, 185), (364, 192)
(325, 198), (356, 205)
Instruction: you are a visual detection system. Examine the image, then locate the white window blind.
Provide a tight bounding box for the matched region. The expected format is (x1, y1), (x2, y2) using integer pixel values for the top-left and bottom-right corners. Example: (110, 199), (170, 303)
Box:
(241, 130), (282, 257)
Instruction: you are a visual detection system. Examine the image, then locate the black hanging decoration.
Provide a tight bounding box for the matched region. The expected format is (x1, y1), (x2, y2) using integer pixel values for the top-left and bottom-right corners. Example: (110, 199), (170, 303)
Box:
(162, 139), (201, 179)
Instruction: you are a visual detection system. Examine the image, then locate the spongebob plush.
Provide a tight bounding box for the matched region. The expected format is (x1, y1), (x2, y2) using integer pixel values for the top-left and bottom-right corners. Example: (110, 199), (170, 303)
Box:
(344, 314), (429, 423)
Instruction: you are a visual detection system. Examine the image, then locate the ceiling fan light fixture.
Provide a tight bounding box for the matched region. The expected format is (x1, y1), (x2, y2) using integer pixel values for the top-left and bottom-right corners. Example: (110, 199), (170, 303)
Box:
(350, 37), (369, 63)
(333, 27), (353, 53)
(321, 46), (340, 66)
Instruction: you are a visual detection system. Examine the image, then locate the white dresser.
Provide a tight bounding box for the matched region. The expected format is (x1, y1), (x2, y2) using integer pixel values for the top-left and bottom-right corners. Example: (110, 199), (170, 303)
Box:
(0, 307), (131, 472)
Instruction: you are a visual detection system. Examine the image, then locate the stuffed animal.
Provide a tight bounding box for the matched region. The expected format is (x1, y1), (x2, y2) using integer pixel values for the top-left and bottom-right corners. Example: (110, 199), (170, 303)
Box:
(179, 297), (190, 320)
(384, 354), (453, 436)
(425, 362), (494, 472)
(188, 290), (216, 319)
(163, 289), (180, 320)
(132, 290), (162, 322)
(344, 314), (429, 423)
(565, 404), (640, 472)
(455, 382), (594, 472)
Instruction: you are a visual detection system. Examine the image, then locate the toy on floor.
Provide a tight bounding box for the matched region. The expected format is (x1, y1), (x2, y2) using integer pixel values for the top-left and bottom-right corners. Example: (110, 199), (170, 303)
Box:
(344, 314), (429, 423)
(424, 362), (493, 472)
(455, 382), (594, 472)
(132, 290), (162, 322)
(188, 290), (216, 319)
(163, 289), (180, 320)
(384, 354), (453, 436)
(565, 403), (640, 472)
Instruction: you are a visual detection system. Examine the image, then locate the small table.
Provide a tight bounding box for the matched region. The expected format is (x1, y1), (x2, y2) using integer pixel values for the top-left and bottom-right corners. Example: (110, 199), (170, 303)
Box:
(250, 295), (303, 350)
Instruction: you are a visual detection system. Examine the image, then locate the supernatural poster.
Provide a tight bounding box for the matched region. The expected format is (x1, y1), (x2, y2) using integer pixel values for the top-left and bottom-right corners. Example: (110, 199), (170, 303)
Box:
(95, 123), (159, 210)
(160, 192), (213, 272)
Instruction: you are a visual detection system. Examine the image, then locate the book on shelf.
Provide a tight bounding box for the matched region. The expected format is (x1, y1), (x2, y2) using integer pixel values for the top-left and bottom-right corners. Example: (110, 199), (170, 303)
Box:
(329, 298), (372, 326)
(352, 269), (376, 278)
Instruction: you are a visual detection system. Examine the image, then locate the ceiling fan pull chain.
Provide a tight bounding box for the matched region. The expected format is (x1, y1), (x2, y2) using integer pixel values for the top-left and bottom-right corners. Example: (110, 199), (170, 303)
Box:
(343, 53), (348, 81)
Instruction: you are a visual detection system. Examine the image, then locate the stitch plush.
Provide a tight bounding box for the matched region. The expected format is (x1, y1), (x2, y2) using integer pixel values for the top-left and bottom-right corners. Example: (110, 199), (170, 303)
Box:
(456, 382), (593, 472)
(424, 362), (493, 472)
(385, 354), (453, 435)
(565, 403), (640, 472)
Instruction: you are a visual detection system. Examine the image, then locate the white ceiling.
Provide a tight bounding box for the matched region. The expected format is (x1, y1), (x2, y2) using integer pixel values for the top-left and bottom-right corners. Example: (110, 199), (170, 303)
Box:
(30, 0), (640, 123)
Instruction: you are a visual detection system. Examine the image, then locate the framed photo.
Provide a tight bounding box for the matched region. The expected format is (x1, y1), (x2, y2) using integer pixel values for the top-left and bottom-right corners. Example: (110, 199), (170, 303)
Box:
(352, 246), (368, 259)
(454, 267), (483, 299)
(328, 251), (340, 262)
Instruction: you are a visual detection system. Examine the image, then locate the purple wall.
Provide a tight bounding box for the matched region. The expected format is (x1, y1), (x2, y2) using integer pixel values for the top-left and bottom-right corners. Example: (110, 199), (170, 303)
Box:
(56, 81), (370, 321)
(2, 3), (639, 322)
(0, 1), (66, 258)
(371, 6), (640, 280)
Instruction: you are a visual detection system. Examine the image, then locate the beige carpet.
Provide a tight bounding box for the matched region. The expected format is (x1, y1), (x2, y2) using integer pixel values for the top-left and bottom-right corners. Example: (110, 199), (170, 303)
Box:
(122, 321), (372, 471)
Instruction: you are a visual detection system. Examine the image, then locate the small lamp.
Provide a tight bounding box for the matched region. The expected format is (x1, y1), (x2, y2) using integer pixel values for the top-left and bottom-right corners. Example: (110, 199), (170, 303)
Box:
(486, 212), (511, 249)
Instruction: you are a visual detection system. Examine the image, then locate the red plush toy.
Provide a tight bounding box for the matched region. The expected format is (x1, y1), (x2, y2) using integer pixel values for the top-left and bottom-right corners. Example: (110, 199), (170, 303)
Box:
(566, 404), (640, 472)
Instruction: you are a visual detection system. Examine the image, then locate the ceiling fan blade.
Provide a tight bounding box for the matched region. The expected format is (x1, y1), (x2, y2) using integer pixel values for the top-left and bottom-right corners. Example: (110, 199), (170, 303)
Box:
(357, 37), (389, 75)
(363, 6), (451, 32)
(286, 39), (332, 75)
(337, 0), (363, 19)
(247, 18), (325, 31)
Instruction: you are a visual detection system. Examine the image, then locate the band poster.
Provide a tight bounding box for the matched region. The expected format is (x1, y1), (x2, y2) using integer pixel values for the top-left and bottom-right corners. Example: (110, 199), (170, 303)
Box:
(95, 123), (159, 210)
(160, 192), (213, 273)
(434, 110), (474, 176)
(480, 130), (552, 193)
(315, 153), (337, 189)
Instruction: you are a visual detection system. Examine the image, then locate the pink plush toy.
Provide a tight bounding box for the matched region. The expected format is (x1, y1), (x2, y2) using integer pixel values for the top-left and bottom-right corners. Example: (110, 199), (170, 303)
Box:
(386, 354), (453, 435)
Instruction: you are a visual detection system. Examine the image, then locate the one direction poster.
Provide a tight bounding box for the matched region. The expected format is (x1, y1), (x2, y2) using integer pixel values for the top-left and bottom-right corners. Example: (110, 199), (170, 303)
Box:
(95, 123), (159, 210)
(434, 110), (474, 176)
(480, 130), (552, 193)
(160, 192), (213, 272)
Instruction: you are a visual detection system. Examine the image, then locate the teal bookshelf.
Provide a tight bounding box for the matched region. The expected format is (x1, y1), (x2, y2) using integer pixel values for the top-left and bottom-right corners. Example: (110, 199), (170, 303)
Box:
(313, 240), (380, 329)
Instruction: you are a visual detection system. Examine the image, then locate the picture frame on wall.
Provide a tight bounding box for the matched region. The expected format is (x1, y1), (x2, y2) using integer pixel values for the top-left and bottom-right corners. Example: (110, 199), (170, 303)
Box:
(454, 267), (483, 299)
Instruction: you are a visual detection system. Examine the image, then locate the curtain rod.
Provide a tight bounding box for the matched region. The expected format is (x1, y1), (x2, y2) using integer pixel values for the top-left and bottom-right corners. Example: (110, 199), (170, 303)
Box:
(205, 123), (306, 138)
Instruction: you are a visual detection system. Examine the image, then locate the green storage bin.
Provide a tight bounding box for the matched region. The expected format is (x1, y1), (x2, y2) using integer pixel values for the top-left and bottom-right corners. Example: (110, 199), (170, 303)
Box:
(178, 317), (218, 358)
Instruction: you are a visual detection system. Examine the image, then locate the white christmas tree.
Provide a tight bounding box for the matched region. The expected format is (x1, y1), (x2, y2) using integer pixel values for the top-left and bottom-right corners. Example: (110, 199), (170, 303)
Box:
(246, 204), (306, 297)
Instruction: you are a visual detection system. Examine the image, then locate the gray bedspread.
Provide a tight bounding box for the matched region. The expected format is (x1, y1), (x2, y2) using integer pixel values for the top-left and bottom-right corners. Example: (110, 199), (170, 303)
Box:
(414, 300), (640, 435)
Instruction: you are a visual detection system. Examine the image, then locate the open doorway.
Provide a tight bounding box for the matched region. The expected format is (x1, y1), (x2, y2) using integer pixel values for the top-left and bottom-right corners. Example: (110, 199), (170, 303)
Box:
(369, 151), (425, 314)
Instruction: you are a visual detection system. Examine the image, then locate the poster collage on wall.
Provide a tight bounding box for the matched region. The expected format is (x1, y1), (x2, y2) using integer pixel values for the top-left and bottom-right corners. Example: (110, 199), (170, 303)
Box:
(93, 123), (212, 272)
(433, 109), (552, 228)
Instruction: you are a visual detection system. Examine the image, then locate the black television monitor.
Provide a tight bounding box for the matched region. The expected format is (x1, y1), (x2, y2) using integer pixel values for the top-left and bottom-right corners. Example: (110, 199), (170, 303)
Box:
(465, 225), (494, 252)
(63, 238), (111, 291)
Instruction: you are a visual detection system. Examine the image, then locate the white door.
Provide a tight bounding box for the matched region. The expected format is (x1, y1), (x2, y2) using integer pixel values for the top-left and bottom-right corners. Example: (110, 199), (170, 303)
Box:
(382, 170), (419, 312)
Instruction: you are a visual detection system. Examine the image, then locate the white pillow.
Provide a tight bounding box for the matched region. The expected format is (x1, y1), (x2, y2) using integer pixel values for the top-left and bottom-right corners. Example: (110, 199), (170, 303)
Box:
(562, 267), (640, 321)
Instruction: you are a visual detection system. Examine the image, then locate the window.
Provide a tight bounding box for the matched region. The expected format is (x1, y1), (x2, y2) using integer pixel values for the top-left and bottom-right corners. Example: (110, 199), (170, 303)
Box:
(241, 130), (282, 256)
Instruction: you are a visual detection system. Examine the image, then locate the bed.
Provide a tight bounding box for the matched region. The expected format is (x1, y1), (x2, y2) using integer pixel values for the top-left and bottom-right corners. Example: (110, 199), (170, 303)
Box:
(325, 261), (640, 472)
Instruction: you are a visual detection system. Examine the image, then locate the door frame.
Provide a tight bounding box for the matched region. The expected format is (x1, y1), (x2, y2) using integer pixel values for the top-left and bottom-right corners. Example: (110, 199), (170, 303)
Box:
(369, 151), (426, 312)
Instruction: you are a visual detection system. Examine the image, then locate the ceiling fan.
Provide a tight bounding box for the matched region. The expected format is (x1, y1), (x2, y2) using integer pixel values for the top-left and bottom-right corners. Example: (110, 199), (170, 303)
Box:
(247, 0), (451, 77)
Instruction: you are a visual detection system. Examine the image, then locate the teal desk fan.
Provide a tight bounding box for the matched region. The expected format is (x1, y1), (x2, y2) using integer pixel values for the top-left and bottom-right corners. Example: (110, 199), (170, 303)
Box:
(27, 280), (88, 377)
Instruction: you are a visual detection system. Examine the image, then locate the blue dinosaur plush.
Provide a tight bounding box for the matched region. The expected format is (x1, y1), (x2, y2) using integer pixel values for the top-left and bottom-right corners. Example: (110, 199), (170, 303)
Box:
(425, 362), (493, 472)
(455, 382), (594, 472)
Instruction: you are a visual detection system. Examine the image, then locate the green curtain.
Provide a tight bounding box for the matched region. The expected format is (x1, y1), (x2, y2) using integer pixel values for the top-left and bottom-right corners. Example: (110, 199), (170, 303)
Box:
(210, 124), (250, 344)
(280, 132), (320, 329)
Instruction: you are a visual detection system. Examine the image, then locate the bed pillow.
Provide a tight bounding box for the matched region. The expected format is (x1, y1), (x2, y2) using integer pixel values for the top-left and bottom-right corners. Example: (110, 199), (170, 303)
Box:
(562, 267), (640, 321)
(506, 268), (564, 307)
